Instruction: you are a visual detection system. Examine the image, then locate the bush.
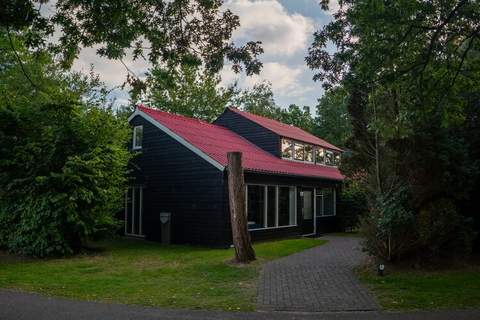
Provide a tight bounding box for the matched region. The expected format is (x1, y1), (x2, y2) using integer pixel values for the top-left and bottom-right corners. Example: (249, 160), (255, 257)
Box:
(360, 188), (416, 262)
(416, 199), (475, 262)
(337, 181), (368, 231)
(0, 103), (131, 257)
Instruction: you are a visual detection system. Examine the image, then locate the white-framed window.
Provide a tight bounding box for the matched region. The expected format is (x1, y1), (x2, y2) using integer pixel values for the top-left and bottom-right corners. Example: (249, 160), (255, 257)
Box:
(315, 188), (336, 217)
(246, 184), (297, 230)
(132, 125), (143, 150)
(281, 138), (293, 159)
(125, 186), (144, 237)
(280, 137), (340, 167)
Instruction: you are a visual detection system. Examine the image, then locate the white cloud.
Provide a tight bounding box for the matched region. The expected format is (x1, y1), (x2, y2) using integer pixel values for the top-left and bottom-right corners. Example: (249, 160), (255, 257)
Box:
(226, 0), (314, 57)
(222, 62), (314, 101)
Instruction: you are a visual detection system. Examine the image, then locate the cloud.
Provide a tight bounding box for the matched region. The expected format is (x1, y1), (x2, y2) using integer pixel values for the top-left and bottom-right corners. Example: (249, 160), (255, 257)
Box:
(226, 0), (314, 57)
(222, 62), (314, 100)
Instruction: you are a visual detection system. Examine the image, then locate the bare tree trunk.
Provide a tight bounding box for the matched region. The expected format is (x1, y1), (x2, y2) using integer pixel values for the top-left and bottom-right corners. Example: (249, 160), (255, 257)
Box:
(227, 152), (256, 263)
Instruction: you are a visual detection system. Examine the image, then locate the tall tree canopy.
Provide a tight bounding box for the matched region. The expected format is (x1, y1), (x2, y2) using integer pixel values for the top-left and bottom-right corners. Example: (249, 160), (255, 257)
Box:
(145, 64), (237, 122)
(1, 0), (263, 82)
(307, 0), (480, 261)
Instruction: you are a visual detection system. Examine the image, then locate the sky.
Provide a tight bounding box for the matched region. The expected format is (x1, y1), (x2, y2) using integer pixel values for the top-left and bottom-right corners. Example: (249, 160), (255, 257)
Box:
(70, 0), (336, 110)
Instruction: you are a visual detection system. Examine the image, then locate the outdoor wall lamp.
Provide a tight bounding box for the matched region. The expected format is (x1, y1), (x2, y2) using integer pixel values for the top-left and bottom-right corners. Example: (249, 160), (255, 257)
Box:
(378, 264), (385, 276)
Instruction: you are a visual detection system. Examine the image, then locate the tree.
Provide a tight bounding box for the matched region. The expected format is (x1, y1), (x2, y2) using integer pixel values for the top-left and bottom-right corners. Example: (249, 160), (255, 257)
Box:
(2, 0), (263, 92)
(0, 32), (131, 257)
(307, 0), (480, 262)
(314, 86), (351, 148)
(145, 64), (237, 122)
(227, 152), (255, 263)
(233, 82), (282, 120)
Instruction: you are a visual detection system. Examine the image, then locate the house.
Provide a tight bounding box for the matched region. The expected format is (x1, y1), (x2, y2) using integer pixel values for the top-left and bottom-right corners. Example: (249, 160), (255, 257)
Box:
(126, 105), (344, 246)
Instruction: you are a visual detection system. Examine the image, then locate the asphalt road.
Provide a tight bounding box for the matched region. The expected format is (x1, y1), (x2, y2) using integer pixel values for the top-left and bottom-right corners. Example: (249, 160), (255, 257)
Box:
(1, 289), (480, 320)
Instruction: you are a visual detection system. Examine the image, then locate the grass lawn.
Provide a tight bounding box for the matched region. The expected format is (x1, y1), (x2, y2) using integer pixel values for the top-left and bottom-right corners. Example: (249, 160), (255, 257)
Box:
(0, 237), (325, 311)
(359, 265), (480, 310)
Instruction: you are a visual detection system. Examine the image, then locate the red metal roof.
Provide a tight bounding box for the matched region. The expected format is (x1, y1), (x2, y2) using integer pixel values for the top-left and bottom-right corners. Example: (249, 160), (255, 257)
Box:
(137, 106), (344, 181)
(225, 107), (342, 151)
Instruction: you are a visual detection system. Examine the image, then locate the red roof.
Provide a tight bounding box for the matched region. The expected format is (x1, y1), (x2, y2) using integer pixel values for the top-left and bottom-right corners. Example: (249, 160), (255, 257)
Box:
(225, 107), (342, 151)
(137, 106), (344, 181)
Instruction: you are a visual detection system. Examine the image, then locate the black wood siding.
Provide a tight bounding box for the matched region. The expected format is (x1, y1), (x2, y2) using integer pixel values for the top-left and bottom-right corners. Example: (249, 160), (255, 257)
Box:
(213, 109), (281, 157)
(129, 116), (230, 246)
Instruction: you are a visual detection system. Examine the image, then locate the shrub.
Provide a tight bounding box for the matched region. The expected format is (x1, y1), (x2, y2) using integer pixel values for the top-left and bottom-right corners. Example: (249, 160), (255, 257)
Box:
(0, 103), (131, 257)
(337, 181), (368, 231)
(360, 188), (416, 262)
(416, 199), (475, 262)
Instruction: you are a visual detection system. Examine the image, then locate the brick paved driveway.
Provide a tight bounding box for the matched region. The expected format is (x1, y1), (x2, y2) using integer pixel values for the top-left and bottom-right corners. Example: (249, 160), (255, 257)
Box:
(257, 236), (378, 312)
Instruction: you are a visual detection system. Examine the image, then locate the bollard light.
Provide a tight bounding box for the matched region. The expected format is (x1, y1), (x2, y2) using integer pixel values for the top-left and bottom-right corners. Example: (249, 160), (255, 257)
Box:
(378, 264), (385, 276)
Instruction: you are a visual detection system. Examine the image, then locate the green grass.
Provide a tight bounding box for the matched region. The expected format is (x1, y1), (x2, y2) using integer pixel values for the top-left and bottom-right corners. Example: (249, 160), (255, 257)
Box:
(359, 265), (480, 310)
(0, 237), (325, 311)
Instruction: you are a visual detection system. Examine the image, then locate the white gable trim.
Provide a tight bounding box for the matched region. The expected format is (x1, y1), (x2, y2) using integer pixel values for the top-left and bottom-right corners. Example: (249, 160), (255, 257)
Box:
(128, 109), (224, 171)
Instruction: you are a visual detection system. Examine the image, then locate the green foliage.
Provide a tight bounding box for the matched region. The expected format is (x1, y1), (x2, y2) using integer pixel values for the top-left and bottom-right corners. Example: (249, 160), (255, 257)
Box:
(233, 82), (316, 133)
(314, 86), (351, 148)
(0, 32), (131, 257)
(337, 178), (368, 231)
(1, 0), (263, 81)
(417, 199), (475, 261)
(361, 187), (416, 262)
(145, 64), (237, 122)
(307, 0), (480, 261)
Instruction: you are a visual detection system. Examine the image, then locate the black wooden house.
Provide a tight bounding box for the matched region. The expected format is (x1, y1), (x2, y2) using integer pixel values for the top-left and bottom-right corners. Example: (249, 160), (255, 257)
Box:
(126, 105), (344, 246)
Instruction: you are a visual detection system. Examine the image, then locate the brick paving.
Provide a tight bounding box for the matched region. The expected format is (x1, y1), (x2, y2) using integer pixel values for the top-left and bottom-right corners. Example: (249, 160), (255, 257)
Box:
(257, 236), (379, 312)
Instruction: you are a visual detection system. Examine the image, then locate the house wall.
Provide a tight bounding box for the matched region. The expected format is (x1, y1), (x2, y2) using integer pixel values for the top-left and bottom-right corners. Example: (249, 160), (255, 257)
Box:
(213, 109), (281, 157)
(129, 116), (230, 246)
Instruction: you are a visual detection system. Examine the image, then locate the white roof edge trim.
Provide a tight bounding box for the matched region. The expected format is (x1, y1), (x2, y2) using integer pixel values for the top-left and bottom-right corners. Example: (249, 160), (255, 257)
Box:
(128, 109), (225, 171)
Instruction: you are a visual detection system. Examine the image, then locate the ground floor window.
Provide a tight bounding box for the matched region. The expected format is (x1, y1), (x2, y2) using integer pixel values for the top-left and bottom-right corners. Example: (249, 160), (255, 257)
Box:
(315, 188), (336, 217)
(246, 184), (297, 230)
(125, 186), (144, 236)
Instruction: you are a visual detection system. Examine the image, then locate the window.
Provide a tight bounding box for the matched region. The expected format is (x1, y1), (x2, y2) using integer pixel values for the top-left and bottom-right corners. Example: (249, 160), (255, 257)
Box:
(294, 143), (305, 161)
(246, 184), (297, 230)
(315, 147), (325, 164)
(315, 188), (336, 217)
(281, 139), (293, 159)
(278, 186), (296, 226)
(305, 145), (314, 162)
(125, 186), (144, 236)
(133, 125), (143, 150)
(325, 150), (334, 166)
(267, 186), (277, 227)
(334, 152), (341, 166)
(247, 185), (265, 229)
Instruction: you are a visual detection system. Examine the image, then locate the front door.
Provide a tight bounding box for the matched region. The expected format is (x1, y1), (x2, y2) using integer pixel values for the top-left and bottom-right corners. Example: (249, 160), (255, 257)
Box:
(301, 188), (314, 235)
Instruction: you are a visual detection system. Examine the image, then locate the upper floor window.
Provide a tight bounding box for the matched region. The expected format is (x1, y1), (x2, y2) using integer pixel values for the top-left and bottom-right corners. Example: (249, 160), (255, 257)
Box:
(315, 147), (325, 164)
(133, 125), (143, 150)
(305, 145), (314, 162)
(281, 138), (293, 158)
(281, 138), (340, 167)
(325, 150), (334, 165)
(294, 143), (305, 161)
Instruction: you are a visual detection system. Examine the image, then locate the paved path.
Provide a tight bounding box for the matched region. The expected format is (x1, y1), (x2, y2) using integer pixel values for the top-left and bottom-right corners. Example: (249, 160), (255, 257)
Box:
(1, 289), (480, 320)
(257, 236), (378, 312)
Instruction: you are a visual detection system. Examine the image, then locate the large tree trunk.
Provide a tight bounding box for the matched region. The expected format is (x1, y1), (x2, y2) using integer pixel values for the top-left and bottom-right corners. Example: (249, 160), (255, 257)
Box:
(227, 152), (256, 263)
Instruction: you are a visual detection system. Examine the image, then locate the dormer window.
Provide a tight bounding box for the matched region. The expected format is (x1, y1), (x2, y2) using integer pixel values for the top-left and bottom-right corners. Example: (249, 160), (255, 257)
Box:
(133, 125), (143, 150)
(315, 148), (325, 164)
(305, 145), (314, 162)
(294, 143), (305, 161)
(281, 138), (340, 167)
(325, 150), (334, 166)
(281, 138), (293, 158)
